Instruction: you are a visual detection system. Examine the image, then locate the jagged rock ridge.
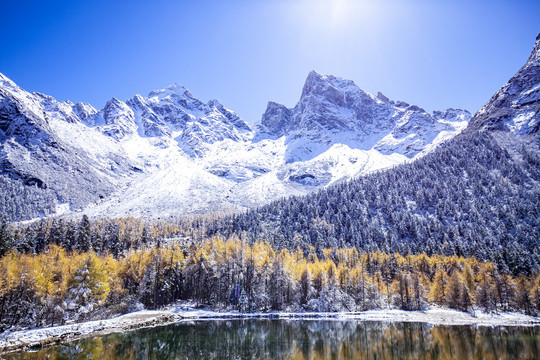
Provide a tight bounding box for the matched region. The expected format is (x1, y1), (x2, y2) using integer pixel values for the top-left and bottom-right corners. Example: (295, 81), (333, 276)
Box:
(258, 71), (470, 162)
(0, 69), (470, 220)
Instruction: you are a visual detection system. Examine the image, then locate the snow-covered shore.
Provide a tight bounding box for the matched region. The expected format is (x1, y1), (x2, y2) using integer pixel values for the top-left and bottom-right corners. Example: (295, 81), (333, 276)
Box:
(1, 304), (538, 354)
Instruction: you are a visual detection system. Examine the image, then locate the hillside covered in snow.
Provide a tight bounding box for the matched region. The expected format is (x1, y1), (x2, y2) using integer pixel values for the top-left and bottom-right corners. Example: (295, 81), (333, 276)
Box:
(0, 71), (470, 221)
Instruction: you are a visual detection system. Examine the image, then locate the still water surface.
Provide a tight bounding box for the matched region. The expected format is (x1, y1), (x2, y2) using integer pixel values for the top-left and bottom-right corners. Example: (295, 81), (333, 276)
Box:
(5, 320), (540, 359)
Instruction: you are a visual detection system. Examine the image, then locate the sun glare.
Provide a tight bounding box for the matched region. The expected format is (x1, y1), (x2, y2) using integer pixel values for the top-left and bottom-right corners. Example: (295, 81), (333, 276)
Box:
(288, 0), (371, 33)
(329, 0), (354, 26)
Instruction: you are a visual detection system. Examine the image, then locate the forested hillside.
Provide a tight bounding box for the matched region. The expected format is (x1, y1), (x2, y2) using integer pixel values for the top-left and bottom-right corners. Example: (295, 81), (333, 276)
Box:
(198, 131), (540, 275)
(0, 176), (56, 221)
(1, 120), (539, 333)
(0, 216), (179, 257)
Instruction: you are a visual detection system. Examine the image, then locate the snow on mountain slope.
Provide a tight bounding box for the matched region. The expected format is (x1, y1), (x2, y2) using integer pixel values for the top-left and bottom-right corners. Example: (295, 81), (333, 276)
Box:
(0, 74), (134, 215)
(257, 71), (470, 163)
(0, 71), (470, 220)
(469, 33), (540, 134)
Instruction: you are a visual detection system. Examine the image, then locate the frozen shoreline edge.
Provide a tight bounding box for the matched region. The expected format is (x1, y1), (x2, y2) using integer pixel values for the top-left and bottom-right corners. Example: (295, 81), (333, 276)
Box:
(1, 306), (539, 354)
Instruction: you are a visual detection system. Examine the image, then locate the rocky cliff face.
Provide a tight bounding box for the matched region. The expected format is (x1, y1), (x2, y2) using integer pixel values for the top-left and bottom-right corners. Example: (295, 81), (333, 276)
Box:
(469, 33), (540, 134)
(0, 75), (131, 216)
(258, 70), (470, 162)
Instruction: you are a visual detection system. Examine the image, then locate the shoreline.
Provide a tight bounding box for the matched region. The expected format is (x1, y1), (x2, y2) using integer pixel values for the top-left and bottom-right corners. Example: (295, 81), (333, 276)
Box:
(1, 305), (539, 355)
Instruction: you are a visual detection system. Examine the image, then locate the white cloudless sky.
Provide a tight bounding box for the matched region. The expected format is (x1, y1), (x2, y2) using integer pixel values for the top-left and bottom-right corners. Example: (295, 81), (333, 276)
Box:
(1, 0), (539, 123)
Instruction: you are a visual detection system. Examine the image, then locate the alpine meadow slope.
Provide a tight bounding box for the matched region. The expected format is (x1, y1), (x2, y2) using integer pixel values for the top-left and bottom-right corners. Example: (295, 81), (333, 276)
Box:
(0, 72), (469, 221)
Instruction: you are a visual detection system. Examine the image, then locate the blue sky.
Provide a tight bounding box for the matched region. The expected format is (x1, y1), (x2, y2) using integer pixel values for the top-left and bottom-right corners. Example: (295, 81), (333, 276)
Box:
(1, 0), (539, 123)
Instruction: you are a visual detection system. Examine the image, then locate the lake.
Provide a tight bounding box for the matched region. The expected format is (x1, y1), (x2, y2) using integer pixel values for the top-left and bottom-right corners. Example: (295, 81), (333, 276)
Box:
(4, 319), (539, 359)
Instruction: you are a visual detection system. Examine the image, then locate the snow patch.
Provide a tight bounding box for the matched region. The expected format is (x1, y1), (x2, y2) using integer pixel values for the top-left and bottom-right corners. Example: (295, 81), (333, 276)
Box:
(54, 202), (71, 216)
(508, 111), (538, 134)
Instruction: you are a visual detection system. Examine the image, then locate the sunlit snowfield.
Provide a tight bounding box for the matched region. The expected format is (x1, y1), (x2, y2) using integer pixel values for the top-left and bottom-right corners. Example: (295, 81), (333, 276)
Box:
(6, 320), (540, 359)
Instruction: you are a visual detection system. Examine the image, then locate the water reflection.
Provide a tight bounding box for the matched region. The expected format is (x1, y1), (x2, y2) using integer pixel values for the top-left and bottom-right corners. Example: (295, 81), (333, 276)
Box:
(6, 320), (540, 359)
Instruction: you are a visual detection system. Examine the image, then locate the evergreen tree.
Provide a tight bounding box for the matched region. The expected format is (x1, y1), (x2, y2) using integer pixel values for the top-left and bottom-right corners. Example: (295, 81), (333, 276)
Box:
(77, 215), (92, 252)
(0, 216), (13, 257)
(66, 253), (110, 315)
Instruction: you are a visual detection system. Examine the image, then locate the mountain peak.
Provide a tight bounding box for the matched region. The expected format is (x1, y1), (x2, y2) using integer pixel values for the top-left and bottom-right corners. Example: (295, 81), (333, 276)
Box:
(0, 73), (19, 91)
(148, 83), (191, 99)
(166, 83), (188, 93)
(105, 97), (126, 108)
(527, 33), (540, 64)
(259, 101), (292, 136)
(301, 71), (325, 98)
(306, 70), (326, 81)
(301, 71), (358, 99)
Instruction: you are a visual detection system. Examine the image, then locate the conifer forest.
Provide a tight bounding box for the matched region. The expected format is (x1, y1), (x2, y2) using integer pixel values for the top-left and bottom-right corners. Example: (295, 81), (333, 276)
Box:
(0, 213), (539, 331)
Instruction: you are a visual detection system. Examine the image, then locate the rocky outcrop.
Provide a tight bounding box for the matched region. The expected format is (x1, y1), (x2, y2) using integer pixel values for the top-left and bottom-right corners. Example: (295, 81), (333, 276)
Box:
(468, 33), (540, 134)
(258, 70), (470, 161)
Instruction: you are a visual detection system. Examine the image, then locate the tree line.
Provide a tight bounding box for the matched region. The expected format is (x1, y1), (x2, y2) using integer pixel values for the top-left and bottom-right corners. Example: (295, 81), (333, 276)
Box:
(1, 237), (538, 331)
(0, 215), (182, 258)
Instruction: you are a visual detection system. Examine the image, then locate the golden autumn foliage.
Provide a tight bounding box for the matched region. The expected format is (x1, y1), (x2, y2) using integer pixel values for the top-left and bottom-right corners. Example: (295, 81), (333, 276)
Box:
(0, 238), (538, 330)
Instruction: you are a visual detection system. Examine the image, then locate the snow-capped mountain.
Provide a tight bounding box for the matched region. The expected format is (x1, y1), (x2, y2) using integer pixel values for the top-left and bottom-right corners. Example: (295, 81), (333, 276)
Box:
(469, 34), (540, 134)
(0, 74), (132, 214)
(257, 71), (470, 163)
(0, 71), (470, 220)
